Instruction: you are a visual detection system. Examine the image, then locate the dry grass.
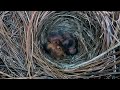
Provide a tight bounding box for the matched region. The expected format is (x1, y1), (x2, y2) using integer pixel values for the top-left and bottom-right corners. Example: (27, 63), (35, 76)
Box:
(0, 11), (120, 79)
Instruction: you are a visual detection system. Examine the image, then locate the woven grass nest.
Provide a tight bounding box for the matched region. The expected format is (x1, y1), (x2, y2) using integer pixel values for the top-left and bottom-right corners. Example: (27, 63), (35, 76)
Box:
(0, 11), (120, 79)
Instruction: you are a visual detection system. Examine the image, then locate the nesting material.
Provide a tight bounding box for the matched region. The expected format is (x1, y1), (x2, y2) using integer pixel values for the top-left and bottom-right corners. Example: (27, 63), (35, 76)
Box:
(0, 11), (120, 79)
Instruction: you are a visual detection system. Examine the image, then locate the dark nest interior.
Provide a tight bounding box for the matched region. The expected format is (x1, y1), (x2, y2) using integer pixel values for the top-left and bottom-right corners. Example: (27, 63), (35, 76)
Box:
(0, 11), (120, 79)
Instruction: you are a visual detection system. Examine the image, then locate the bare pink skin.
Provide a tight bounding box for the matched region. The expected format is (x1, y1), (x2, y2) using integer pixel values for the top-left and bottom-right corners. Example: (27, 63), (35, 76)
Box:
(69, 47), (77, 55)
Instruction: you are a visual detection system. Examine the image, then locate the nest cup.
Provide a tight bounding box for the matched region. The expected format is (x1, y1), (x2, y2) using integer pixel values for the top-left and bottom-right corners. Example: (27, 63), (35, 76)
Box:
(37, 11), (102, 69)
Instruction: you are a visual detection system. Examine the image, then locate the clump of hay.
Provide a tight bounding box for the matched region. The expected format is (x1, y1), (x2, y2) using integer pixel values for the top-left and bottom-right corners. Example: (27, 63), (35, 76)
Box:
(0, 11), (120, 79)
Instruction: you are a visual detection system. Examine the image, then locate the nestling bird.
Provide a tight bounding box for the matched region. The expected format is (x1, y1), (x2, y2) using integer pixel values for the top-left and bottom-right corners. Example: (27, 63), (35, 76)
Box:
(62, 33), (78, 55)
(45, 31), (78, 59)
(48, 32), (64, 44)
(47, 40), (65, 60)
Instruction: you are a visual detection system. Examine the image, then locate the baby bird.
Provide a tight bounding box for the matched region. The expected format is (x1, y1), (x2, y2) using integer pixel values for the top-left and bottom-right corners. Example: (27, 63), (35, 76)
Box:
(62, 33), (78, 55)
(46, 31), (78, 58)
(48, 32), (64, 43)
(47, 40), (65, 60)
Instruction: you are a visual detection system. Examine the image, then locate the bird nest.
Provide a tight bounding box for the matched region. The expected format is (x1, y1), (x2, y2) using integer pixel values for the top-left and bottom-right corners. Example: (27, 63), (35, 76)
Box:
(37, 11), (103, 69)
(0, 11), (120, 79)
